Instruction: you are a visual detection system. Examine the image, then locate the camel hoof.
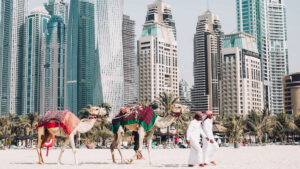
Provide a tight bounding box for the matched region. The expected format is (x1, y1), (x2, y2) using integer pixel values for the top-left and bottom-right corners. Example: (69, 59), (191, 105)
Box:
(39, 161), (44, 165)
(57, 161), (63, 165)
(113, 161), (117, 164)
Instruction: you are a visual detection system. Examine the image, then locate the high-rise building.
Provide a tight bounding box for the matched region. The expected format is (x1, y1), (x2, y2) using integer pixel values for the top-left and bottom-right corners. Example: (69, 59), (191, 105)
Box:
(122, 15), (137, 107)
(192, 11), (223, 114)
(95, 0), (124, 115)
(138, 0), (179, 103)
(66, 0), (96, 115)
(283, 73), (300, 115)
(44, 0), (68, 24)
(40, 16), (65, 114)
(23, 7), (50, 114)
(179, 79), (191, 106)
(0, 0), (28, 115)
(221, 32), (263, 116)
(237, 0), (289, 114)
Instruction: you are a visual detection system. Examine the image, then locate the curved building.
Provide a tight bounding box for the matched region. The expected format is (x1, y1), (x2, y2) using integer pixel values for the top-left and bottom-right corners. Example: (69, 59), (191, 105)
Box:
(95, 0), (124, 115)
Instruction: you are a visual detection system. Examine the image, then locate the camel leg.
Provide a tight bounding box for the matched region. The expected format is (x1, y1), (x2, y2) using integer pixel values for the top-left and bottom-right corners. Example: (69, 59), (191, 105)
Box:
(146, 130), (155, 166)
(110, 135), (118, 163)
(58, 138), (69, 165)
(69, 134), (78, 165)
(116, 132), (125, 164)
(137, 127), (145, 158)
(37, 127), (44, 164)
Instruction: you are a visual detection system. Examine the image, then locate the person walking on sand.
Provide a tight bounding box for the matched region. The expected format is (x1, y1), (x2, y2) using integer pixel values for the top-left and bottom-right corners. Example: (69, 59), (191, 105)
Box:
(186, 111), (209, 167)
(202, 110), (219, 166)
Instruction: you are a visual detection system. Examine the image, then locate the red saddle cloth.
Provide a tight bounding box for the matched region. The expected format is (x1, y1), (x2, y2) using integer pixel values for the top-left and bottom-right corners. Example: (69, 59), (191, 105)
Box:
(36, 110), (80, 135)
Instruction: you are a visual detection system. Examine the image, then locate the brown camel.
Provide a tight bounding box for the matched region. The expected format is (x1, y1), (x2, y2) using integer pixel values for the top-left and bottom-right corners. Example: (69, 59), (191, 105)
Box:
(110, 104), (189, 165)
(36, 107), (107, 165)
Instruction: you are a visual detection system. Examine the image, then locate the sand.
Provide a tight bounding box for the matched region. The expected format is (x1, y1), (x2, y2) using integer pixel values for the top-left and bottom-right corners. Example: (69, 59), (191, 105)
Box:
(0, 145), (299, 169)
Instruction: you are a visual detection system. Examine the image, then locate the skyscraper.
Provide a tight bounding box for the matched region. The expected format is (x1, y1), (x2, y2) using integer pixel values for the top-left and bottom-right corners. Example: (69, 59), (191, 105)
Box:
(122, 15), (137, 107)
(44, 0), (69, 24)
(221, 32), (263, 115)
(95, 0), (124, 115)
(66, 0), (96, 114)
(0, 0), (28, 115)
(179, 79), (191, 106)
(192, 11), (223, 114)
(40, 16), (65, 114)
(237, 0), (289, 114)
(138, 0), (179, 103)
(23, 7), (50, 114)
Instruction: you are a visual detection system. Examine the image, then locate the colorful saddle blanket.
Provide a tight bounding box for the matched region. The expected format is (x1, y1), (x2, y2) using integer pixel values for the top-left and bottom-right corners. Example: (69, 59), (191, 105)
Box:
(111, 106), (158, 134)
(36, 110), (80, 135)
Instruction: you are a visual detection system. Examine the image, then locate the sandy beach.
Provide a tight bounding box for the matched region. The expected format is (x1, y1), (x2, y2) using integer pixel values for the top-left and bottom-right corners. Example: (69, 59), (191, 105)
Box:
(0, 145), (299, 169)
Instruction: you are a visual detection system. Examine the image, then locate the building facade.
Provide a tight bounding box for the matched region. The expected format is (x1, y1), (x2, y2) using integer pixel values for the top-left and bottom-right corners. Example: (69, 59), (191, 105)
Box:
(122, 15), (137, 107)
(40, 16), (65, 114)
(179, 79), (191, 106)
(44, 0), (68, 24)
(283, 73), (300, 115)
(95, 0), (124, 115)
(192, 11), (223, 114)
(0, 0), (28, 115)
(66, 0), (96, 115)
(23, 7), (50, 114)
(221, 32), (263, 116)
(138, 0), (179, 103)
(236, 0), (289, 114)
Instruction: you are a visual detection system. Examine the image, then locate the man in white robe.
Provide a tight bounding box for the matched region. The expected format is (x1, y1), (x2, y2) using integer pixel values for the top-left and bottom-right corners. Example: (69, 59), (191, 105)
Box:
(202, 110), (219, 166)
(186, 111), (209, 167)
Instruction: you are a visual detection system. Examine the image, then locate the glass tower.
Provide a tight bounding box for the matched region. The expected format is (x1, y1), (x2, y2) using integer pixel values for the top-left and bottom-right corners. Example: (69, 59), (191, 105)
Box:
(44, 0), (69, 24)
(40, 15), (65, 114)
(0, 0), (28, 115)
(236, 0), (288, 114)
(95, 0), (124, 115)
(23, 7), (50, 114)
(66, 0), (97, 114)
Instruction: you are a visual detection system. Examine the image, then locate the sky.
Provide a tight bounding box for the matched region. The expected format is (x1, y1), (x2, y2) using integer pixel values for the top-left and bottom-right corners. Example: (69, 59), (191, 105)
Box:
(29, 0), (300, 86)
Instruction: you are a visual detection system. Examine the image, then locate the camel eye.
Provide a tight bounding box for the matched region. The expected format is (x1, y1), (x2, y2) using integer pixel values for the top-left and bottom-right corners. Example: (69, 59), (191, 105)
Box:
(96, 109), (99, 111)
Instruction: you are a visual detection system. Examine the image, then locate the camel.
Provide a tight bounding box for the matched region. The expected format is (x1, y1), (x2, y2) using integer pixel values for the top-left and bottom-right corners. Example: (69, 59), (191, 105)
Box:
(36, 107), (107, 165)
(110, 104), (189, 165)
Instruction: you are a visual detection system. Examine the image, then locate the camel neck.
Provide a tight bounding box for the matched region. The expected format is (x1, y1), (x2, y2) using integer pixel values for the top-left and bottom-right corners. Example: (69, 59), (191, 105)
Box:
(77, 118), (97, 133)
(154, 115), (176, 128)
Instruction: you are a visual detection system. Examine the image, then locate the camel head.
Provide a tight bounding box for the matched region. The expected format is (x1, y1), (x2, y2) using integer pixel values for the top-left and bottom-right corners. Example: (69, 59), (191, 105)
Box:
(170, 104), (190, 118)
(88, 106), (107, 119)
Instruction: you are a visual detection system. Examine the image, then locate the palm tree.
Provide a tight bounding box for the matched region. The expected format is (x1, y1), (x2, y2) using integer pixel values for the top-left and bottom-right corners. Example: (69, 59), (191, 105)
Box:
(98, 102), (111, 117)
(272, 112), (297, 142)
(223, 114), (245, 143)
(78, 104), (93, 119)
(25, 112), (40, 147)
(158, 92), (179, 117)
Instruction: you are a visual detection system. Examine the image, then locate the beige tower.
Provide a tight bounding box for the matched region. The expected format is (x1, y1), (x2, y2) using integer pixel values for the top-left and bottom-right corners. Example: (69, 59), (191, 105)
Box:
(283, 73), (300, 115)
(221, 32), (263, 115)
(138, 0), (179, 103)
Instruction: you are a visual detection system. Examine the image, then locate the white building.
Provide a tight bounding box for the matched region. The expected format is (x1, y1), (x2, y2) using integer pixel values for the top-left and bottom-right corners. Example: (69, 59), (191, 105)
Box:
(95, 0), (124, 115)
(221, 32), (263, 115)
(138, 0), (179, 103)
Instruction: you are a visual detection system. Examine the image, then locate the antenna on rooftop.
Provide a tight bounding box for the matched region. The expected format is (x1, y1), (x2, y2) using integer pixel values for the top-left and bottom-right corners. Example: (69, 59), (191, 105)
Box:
(207, 0), (210, 11)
